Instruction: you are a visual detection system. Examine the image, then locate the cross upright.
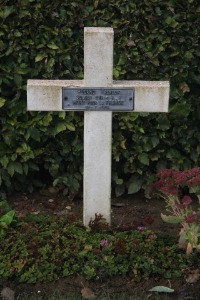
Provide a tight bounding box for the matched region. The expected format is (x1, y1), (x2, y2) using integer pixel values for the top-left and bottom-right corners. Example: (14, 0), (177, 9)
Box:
(27, 27), (169, 226)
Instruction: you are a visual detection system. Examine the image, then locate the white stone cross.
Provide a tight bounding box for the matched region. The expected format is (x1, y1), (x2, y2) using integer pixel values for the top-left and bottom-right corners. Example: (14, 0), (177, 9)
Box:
(27, 27), (169, 226)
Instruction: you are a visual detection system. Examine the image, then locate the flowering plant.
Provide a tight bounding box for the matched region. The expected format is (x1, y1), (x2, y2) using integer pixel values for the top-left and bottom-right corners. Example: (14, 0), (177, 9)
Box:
(151, 167), (200, 255)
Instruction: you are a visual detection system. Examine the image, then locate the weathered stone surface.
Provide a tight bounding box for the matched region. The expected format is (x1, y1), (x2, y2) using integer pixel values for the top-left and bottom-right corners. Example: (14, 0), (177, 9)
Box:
(84, 28), (113, 225)
(28, 80), (169, 112)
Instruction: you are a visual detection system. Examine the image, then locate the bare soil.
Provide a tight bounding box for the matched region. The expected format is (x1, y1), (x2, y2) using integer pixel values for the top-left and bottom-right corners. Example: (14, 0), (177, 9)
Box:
(1, 191), (199, 299)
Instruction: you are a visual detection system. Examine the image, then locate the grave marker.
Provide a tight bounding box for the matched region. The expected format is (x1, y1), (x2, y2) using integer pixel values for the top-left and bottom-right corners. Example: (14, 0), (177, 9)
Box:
(27, 27), (169, 225)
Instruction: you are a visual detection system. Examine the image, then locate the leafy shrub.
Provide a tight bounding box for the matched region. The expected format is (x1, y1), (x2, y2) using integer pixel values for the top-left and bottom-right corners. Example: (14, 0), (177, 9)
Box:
(0, 0), (199, 196)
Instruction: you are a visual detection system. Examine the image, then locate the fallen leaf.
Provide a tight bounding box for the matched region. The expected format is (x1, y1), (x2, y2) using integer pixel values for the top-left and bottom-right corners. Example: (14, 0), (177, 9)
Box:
(127, 40), (136, 46)
(31, 211), (40, 215)
(149, 286), (174, 293)
(81, 287), (96, 299)
(48, 199), (54, 203)
(1, 287), (15, 300)
(186, 269), (200, 283)
(146, 233), (157, 241)
(178, 228), (187, 249)
(186, 242), (193, 256)
(65, 206), (71, 210)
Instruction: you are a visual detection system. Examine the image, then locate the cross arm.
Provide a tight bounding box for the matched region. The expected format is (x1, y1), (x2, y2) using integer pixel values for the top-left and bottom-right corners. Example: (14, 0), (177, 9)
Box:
(113, 80), (169, 112)
(27, 79), (84, 111)
(27, 79), (169, 112)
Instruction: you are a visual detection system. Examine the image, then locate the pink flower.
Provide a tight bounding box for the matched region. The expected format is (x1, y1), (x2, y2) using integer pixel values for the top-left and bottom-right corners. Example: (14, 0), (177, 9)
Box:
(137, 226), (147, 231)
(100, 239), (109, 247)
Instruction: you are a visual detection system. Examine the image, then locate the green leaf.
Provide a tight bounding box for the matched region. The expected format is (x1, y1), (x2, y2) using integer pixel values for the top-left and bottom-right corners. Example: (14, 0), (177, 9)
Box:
(59, 112), (66, 119)
(13, 162), (23, 174)
(14, 74), (22, 86)
(3, 6), (15, 18)
(157, 115), (170, 130)
(138, 153), (149, 166)
(116, 178), (123, 185)
(0, 156), (9, 168)
(47, 43), (59, 50)
(161, 213), (182, 224)
(28, 127), (41, 141)
(0, 210), (15, 225)
(151, 136), (159, 148)
(66, 123), (75, 131)
(165, 16), (178, 28)
(0, 98), (6, 108)
(149, 286), (174, 293)
(113, 68), (120, 79)
(115, 185), (125, 197)
(35, 54), (47, 62)
(127, 176), (143, 194)
(72, 178), (80, 191)
(52, 122), (67, 135)
(8, 163), (15, 177)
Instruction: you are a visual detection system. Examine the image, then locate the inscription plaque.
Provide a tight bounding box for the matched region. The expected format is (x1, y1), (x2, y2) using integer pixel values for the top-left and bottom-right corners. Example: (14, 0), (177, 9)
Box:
(62, 88), (134, 111)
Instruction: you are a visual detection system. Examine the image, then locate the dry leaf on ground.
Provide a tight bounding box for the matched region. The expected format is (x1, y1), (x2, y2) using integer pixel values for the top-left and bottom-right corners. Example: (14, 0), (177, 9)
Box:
(186, 269), (200, 283)
(81, 287), (96, 299)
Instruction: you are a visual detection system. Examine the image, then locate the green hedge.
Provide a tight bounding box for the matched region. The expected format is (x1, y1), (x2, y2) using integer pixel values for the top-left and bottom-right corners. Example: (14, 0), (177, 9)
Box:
(0, 0), (200, 197)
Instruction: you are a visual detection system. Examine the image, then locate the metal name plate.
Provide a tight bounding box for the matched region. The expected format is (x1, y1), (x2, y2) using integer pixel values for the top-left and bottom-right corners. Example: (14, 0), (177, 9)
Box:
(62, 88), (134, 111)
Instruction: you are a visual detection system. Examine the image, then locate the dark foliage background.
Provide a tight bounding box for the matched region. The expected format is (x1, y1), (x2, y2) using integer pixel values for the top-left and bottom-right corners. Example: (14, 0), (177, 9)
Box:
(0, 0), (199, 197)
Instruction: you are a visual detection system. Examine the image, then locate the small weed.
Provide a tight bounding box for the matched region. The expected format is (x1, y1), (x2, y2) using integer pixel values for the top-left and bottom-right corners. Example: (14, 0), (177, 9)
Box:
(0, 200), (16, 236)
